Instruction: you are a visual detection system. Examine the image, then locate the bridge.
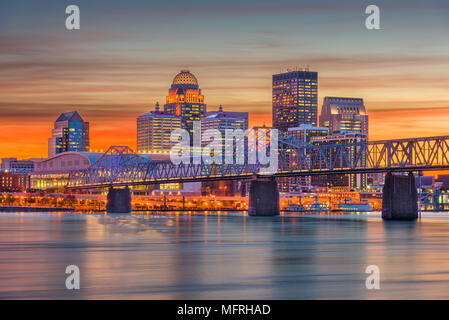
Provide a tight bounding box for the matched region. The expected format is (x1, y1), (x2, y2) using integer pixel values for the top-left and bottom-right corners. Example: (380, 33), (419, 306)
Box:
(66, 132), (449, 219)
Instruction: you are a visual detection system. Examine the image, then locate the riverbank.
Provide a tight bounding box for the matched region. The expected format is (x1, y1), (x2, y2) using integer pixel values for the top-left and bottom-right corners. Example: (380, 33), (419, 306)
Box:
(0, 206), (75, 212)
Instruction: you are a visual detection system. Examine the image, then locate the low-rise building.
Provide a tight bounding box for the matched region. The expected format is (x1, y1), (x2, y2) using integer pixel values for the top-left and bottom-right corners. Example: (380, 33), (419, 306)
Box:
(0, 171), (29, 192)
(1, 158), (38, 173)
(30, 152), (102, 191)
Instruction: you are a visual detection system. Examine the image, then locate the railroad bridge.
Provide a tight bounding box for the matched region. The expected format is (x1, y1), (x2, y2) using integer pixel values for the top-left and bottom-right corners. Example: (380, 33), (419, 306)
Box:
(67, 133), (449, 219)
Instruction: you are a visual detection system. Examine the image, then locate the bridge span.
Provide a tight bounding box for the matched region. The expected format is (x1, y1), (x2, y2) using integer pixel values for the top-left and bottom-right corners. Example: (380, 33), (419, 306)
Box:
(67, 135), (449, 189)
(66, 134), (449, 219)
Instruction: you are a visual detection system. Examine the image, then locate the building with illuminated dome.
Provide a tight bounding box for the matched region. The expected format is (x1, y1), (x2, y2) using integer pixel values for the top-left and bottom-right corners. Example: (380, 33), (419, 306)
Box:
(164, 70), (206, 139)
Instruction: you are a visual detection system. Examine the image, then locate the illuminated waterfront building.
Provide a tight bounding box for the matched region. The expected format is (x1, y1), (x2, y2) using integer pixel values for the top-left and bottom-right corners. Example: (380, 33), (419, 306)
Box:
(137, 102), (181, 154)
(367, 172), (386, 187)
(1, 158), (38, 173)
(310, 133), (368, 191)
(0, 171), (29, 192)
(320, 97), (368, 135)
(30, 152), (102, 191)
(164, 70), (206, 139)
(29, 151), (201, 195)
(48, 111), (89, 158)
(287, 125), (328, 191)
(287, 124), (328, 143)
(200, 106), (248, 196)
(272, 69), (318, 133)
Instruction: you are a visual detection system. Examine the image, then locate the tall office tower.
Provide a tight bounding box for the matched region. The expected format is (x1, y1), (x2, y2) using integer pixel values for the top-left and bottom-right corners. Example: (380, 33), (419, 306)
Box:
(200, 108), (248, 196)
(48, 111), (89, 157)
(202, 105), (248, 133)
(272, 69), (318, 133)
(205, 105), (249, 130)
(137, 102), (182, 154)
(287, 124), (328, 143)
(164, 70), (206, 139)
(201, 106), (248, 157)
(320, 97), (368, 135)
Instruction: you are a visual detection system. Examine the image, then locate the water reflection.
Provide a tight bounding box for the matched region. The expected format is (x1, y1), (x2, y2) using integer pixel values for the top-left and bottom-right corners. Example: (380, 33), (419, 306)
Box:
(1, 211), (449, 299)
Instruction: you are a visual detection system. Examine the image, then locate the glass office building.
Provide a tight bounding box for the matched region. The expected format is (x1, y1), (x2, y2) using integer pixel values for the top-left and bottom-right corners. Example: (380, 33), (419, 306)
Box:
(137, 102), (181, 154)
(48, 111), (89, 157)
(272, 70), (318, 133)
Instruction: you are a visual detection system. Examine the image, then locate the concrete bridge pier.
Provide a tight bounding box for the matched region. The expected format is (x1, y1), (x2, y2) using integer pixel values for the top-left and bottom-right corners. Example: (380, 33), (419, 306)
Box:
(248, 176), (280, 216)
(382, 172), (418, 220)
(106, 186), (132, 214)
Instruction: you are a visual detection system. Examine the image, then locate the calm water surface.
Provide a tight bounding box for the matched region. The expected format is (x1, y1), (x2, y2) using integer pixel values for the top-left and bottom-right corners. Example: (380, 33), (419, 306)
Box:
(1, 211), (449, 299)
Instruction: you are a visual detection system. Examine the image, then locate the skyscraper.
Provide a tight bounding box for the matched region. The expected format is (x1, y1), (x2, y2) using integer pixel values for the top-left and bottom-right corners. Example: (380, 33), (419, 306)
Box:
(319, 97), (368, 135)
(164, 70), (206, 139)
(205, 105), (249, 130)
(137, 102), (181, 154)
(200, 107), (248, 197)
(272, 70), (318, 132)
(48, 111), (89, 157)
(201, 105), (248, 133)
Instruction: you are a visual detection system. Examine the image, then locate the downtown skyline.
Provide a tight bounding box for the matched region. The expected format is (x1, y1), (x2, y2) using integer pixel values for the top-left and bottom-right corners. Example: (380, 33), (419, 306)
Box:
(1, 0), (449, 158)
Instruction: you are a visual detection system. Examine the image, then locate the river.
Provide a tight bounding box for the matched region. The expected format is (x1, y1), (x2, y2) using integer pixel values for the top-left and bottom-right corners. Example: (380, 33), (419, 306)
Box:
(1, 211), (449, 299)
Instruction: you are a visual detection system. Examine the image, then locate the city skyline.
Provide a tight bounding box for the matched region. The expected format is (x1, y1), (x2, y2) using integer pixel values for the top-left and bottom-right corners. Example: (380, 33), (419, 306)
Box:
(2, 1), (449, 302)
(1, 0), (449, 159)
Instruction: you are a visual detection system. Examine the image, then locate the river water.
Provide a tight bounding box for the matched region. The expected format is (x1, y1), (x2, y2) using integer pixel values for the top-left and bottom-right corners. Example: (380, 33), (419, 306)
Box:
(1, 211), (449, 299)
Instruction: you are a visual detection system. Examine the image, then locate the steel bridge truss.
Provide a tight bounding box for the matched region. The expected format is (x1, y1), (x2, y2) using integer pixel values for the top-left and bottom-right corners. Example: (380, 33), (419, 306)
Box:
(67, 133), (449, 189)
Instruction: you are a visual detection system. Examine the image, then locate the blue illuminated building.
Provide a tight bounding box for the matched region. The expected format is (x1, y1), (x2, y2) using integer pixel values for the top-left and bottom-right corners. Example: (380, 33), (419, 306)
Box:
(48, 111), (89, 157)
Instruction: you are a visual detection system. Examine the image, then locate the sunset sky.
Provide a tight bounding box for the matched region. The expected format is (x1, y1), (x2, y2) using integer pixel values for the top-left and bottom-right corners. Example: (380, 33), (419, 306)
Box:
(1, 0), (449, 159)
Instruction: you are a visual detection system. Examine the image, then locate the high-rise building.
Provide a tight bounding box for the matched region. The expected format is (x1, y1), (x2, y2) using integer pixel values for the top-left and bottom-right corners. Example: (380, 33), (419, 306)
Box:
(201, 106), (248, 160)
(287, 124), (329, 191)
(205, 105), (249, 130)
(287, 124), (328, 143)
(272, 70), (318, 132)
(201, 105), (248, 133)
(164, 70), (206, 139)
(310, 132), (368, 191)
(200, 106), (249, 196)
(48, 111), (89, 157)
(320, 97), (368, 135)
(137, 102), (181, 154)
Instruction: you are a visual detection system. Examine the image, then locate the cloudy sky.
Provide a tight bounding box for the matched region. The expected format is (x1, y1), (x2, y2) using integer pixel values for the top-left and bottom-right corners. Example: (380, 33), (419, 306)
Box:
(1, 0), (449, 158)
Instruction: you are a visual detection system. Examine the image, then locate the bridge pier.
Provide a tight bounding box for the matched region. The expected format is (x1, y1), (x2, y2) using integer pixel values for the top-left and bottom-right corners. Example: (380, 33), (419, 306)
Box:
(382, 172), (418, 220)
(248, 176), (280, 216)
(106, 186), (132, 214)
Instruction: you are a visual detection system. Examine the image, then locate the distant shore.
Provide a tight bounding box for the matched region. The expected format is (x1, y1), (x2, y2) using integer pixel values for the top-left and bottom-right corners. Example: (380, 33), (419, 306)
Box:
(0, 206), (75, 212)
